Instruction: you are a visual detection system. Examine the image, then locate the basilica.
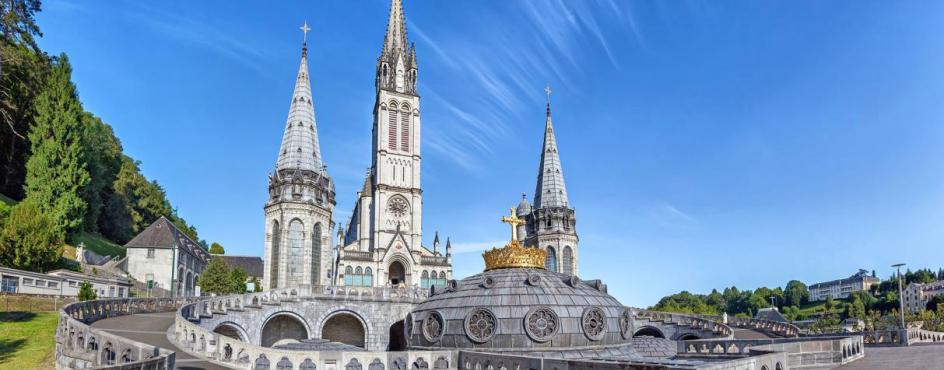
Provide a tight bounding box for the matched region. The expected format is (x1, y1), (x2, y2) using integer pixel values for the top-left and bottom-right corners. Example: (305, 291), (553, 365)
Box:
(261, 0), (582, 292)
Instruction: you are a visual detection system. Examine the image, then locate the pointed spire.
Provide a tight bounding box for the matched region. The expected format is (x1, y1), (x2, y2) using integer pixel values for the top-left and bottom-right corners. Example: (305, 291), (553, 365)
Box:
(275, 23), (324, 174)
(382, 0), (409, 55)
(433, 231), (440, 254)
(533, 84), (569, 209)
(445, 237), (452, 256)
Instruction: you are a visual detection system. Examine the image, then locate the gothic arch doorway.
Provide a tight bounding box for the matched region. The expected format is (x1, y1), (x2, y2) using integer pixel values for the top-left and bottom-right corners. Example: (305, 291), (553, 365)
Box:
(261, 312), (309, 347)
(321, 312), (367, 348)
(388, 261), (406, 286)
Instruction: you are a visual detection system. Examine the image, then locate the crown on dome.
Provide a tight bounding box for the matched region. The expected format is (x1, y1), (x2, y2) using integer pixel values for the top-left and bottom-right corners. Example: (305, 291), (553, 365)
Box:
(482, 208), (547, 270)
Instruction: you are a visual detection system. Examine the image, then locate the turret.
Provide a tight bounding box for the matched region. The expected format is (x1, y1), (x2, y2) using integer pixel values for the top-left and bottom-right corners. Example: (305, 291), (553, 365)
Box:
(433, 231), (440, 255)
(376, 0), (417, 94)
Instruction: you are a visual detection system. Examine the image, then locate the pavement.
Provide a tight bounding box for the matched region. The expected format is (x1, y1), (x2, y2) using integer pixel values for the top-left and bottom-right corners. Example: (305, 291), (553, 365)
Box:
(90, 311), (227, 370)
(731, 328), (773, 340)
(835, 344), (944, 369)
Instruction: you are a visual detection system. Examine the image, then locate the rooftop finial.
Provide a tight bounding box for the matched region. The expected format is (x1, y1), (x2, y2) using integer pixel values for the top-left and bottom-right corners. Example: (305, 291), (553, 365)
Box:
(544, 83), (552, 115)
(300, 21), (311, 43)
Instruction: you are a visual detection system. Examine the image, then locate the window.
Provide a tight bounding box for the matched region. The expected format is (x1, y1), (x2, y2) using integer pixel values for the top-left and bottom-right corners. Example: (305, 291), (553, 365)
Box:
(48, 281), (58, 288)
(562, 246), (573, 275)
(109, 287), (115, 297)
(118, 287), (125, 298)
(388, 103), (398, 150)
(421, 271), (429, 289)
(147, 248), (155, 258)
(545, 247), (558, 272)
(364, 267), (373, 287)
(344, 266), (354, 286)
(270, 221), (281, 288)
(286, 219), (305, 286)
(34, 279), (44, 286)
(354, 267), (364, 286)
(400, 105), (410, 151)
(68, 281), (77, 287)
(1, 276), (18, 293)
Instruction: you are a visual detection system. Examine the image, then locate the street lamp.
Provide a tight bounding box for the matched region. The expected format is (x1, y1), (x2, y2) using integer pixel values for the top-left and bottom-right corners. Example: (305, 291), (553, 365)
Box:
(892, 263), (906, 330)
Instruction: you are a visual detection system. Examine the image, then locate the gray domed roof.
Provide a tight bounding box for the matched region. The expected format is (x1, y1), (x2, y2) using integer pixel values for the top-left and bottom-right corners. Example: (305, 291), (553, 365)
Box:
(517, 194), (532, 215)
(406, 268), (634, 352)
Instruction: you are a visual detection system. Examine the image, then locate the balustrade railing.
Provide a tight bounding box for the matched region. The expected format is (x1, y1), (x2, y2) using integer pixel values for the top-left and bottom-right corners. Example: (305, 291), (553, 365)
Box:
(634, 309), (735, 337)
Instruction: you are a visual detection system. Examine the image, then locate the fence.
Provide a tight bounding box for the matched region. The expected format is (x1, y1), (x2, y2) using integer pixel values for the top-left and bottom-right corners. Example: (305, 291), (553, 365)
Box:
(1, 293), (77, 313)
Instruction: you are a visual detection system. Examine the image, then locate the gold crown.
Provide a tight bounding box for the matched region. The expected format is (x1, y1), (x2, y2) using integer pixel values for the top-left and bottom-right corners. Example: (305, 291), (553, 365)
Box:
(483, 240), (547, 271)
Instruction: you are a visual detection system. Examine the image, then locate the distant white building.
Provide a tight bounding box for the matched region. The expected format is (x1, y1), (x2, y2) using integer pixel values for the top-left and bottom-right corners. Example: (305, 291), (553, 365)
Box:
(0, 266), (131, 298)
(119, 216), (210, 297)
(903, 280), (944, 313)
(808, 269), (880, 301)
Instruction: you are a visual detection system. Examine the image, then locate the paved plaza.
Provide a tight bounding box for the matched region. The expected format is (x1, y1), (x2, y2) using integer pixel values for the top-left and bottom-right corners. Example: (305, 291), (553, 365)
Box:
(835, 343), (944, 369)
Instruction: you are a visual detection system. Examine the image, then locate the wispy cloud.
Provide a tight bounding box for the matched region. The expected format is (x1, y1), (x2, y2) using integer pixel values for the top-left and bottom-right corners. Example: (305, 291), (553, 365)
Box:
(123, 4), (271, 72)
(450, 240), (507, 254)
(653, 204), (699, 227)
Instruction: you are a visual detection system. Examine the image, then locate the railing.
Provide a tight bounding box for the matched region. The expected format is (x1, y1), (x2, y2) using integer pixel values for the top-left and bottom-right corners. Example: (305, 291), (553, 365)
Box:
(693, 314), (801, 338)
(906, 327), (944, 345)
(634, 309), (735, 337)
(221, 285), (428, 311)
(343, 250), (373, 261)
(420, 255), (449, 266)
(55, 297), (197, 370)
(676, 335), (864, 368)
(173, 299), (456, 370)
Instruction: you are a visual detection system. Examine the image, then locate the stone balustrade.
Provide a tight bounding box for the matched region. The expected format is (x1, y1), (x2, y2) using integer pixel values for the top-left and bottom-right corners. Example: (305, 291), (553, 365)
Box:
(173, 295), (456, 370)
(905, 327), (944, 345)
(420, 255), (449, 266)
(692, 314), (800, 338)
(55, 297), (196, 370)
(635, 309), (735, 338)
(676, 335), (864, 369)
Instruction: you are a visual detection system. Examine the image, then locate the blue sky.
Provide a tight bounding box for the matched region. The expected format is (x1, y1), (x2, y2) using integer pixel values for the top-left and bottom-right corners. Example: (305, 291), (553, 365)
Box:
(37, 0), (944, 307)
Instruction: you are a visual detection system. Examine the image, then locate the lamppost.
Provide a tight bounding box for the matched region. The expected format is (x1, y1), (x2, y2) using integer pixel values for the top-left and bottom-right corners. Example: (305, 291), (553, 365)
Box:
(892, 263), (906, 330)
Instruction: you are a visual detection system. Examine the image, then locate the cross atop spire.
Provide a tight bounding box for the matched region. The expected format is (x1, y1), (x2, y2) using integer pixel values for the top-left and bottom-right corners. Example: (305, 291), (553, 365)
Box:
(300, 21), (311, 43)
(544, 84), (552, 105)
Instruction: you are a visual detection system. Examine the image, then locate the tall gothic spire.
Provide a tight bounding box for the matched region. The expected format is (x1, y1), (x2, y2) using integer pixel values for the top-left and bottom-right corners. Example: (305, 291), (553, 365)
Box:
(382, 0), (409, 55)
(533, 85), (569, 209)
(276, 24), (324, 173)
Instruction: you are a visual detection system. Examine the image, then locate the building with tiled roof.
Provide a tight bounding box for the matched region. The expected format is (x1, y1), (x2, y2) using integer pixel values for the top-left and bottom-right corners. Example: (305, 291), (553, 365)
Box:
(122, 216), (210, 297)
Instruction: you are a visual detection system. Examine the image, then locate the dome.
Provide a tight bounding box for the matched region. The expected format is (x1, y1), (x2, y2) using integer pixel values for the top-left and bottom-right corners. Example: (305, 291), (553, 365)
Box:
(516, 194), (532, 215)
(405, 267), (634, 352)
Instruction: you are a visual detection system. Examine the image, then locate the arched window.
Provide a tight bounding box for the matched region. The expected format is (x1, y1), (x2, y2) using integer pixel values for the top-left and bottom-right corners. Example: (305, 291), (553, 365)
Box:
(545, 246), (557, 272)
(269, 221), (280, 288)
(312, 223), (322, 285)
(364, 267), (373, 287)
(439, 271), (446, 286)
(344, 266), (354, 286)
(287, 220), (305, 286)
(388, 103), (398, 150)
(421, 271), (430, 289)
(354, 267), (364, 287)
(400, 104), (410, 152)
(562, 246), (573, 275)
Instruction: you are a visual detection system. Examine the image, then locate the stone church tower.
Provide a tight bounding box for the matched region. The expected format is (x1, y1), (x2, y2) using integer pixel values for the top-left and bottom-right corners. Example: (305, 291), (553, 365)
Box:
(263, 28), (336, 290)
(516, 90), (579, 276)
(338, 0), (451, 289)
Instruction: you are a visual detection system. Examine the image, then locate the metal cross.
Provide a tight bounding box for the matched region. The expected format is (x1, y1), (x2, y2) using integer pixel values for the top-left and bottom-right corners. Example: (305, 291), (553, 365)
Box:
(544, 84), (552, 105)
(300, 21), (311, 43)
(501, 207), (525, 242)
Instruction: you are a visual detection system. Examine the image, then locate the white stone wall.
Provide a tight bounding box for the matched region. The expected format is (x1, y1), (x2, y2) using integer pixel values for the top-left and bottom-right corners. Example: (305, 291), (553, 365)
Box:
(126, 247), (175, 294)
(263, 202), (334, 290)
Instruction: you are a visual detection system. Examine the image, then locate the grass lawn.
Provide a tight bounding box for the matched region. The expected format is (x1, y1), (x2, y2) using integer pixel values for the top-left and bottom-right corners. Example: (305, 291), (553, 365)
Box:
(72, 232), (125, 258)
(0, 312), (58, 370)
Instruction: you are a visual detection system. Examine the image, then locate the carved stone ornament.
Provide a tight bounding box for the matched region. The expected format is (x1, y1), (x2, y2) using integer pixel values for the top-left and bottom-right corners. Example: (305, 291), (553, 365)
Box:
(387, 197), (409, 219)
(482, 276), (495, 289)
(423, 311), (445, 342)
(524, 307), (559, 342)
(582, 307), (607, 341)
(527, 273), (541, 286)
(464, 308), (497, 343)
(619, 309), (633, 339)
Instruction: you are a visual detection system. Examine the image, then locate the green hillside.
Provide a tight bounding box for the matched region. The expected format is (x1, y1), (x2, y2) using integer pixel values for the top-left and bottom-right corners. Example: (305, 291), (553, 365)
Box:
(71, 232), (125, 258)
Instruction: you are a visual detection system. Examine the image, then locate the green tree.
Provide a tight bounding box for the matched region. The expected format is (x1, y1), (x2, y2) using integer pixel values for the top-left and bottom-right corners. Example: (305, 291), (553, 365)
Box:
(844, 295), (866, 320)
(783, 280), (810, 307)
(209, 242), (225, 254)
(825, 296), (836, 311)
(24, 54), (90, 238)
(79, 112), (123, 233)
(927, 296), (944, 312)
(198, 257), (233, 295)
(230, 268), (247, 294)
(0, 0), (42, 51)
(250, 276), (262, 292)
(0, 200), (64, 272)
(77, 281), (96, 301)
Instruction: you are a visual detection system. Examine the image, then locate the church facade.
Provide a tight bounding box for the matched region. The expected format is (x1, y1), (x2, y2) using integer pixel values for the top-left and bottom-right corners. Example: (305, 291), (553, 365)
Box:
(514, 94), (579, 276)
(264, 0), (451, 291)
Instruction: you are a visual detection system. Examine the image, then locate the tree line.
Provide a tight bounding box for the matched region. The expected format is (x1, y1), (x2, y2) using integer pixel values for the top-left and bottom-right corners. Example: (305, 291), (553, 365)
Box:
(0, 1), (201, 272)
(651, 268), (944, 332)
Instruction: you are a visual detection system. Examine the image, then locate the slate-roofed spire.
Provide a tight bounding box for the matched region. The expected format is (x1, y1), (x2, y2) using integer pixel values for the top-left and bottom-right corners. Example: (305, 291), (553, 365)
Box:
(382, 0), (409, 56)
(276, 22), (324, 174)
(533, 85), (569, 209)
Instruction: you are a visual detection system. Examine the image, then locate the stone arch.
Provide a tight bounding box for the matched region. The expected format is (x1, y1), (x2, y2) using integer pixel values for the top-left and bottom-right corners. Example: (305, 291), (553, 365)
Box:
(261, 311), (311, 347)
(388, 319), (406, 351)
(256, 354), (271, 370)
(677, 333), (701, 340)
(320, 310), (368, 348)
(387, 258), (408, 286)
(214, 322), (249, 342)
(277, 357), (293, 370)
(633, 326), (665, 338)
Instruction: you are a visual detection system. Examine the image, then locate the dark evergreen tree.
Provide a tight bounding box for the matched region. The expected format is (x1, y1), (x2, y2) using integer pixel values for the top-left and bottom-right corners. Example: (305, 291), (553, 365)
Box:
(24, 54), (89, 237)
(209, 242), (225, 254)
(77, 281), (96, 301)
(198, 257), (233, 295)
(230, 268), (247, 294)
(79, 112), (123, 233)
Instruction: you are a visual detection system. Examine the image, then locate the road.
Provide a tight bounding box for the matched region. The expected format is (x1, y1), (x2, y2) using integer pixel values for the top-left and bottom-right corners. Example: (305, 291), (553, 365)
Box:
(90, 311), (226, 370)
